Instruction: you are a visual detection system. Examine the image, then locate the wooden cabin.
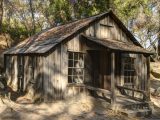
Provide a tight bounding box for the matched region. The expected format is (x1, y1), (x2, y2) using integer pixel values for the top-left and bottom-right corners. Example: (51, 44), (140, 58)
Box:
(3, 11), (153, 113)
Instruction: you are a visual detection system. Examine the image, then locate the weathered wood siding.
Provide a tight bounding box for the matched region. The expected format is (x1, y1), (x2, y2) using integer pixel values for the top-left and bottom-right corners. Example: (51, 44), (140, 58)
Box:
(4, 14), (150, 101)
(5, 55), (18, 91)
(119, 53), (149, 99)
(84, 15), (130, 42)
(40, 42), (69, 100)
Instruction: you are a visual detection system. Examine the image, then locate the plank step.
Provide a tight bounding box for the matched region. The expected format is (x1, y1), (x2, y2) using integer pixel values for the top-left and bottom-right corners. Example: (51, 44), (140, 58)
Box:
(124, 103), (150, 110)
(111, 102), (152, 117)
(122, 109), (152, 117)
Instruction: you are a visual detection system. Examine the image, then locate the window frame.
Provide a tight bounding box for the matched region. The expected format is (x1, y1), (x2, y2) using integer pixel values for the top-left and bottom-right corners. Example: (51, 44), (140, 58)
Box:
(122, 56), (136, 88)
(68, 51), (85, 84)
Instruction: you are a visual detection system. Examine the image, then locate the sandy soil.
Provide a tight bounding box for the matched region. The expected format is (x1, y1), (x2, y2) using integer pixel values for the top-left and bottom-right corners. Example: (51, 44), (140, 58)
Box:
(0, 94), (160, 120)
(0, 94), (137, 120)
(0, 62), (160, 120)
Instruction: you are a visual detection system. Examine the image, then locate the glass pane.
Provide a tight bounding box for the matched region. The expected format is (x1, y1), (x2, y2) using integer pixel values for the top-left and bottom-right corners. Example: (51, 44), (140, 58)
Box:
(124, 71), (128, 76)
(68, 68), (73, 75)
(79, 59), (84, 68)
(79, 75), (83, 82)
(131, 71), (134, 76)
(124, 77), (128, 83)
(69, 60), (73, 67)
(68, 76), (72, 83)
(131, 58), (134, 63)
(73, 75), (83, 83)
(78, 69), (83, 75)
(74, 68), (83, 75)
(73, 75), (78, 83)
(74, 53), (78, 60)
(131, 77), (134, 83)
(73, 69), (76, 75)
(79, 53), (83, 61)
(74, 61), (79, 67)
(69, 52), (73, 59)
(125, 58), (129, 63)
(124, 64), (128, 69)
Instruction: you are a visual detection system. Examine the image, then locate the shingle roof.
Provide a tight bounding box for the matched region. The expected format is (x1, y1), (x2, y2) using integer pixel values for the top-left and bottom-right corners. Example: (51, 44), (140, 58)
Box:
(4, 10), (152, 55)
(82, 35), (154, 54)
(4, 12), (108, 55)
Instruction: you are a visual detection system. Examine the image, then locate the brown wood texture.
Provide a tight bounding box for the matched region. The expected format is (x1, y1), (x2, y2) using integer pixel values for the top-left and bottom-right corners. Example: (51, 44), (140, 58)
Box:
(4, 11), (151, 102)
(111, 52), (116, 105)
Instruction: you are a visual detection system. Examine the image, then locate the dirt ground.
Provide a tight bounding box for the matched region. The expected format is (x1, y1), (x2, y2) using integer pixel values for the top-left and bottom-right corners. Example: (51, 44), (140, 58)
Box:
(0, 93), (160, 120)
(0, 62), (160, 120)
(0, 94), (138, 120)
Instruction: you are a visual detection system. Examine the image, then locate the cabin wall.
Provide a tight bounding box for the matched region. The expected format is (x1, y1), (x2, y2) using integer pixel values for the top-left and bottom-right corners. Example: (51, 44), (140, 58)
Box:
(119, 53), (148, 99)
(135, 54), (148, 99)
(40, 41), (75, 101)
(84, 15), (131, 42)
(67, 35), (92, 97)
(5, 55), (44, 97)
(66, 34), (112, 91)
(136, 54), (148, 91)
(5, 55), (18, 91)
(4, 14), (150, 101)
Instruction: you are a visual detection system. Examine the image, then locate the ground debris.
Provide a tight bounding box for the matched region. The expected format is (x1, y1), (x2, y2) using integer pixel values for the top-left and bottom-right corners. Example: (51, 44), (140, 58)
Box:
(0, 94), (159, 120)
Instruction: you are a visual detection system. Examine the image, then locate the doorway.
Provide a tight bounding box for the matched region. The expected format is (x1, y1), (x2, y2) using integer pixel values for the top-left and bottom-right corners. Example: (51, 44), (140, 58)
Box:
(88, 50), (111, 91)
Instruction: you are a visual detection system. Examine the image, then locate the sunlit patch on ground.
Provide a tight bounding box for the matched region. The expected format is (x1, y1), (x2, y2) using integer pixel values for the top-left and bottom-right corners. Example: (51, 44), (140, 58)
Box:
(0, 94), (134, 120)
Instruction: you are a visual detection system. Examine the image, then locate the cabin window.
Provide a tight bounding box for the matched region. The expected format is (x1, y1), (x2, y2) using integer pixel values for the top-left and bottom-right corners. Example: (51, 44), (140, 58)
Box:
(123, 57), (136, 88)
(68, 52), (84, 83)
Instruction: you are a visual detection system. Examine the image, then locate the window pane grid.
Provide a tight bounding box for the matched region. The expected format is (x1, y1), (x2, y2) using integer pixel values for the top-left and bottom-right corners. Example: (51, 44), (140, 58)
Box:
(123, 57), (135, 86)
(68, 52), (84, 83)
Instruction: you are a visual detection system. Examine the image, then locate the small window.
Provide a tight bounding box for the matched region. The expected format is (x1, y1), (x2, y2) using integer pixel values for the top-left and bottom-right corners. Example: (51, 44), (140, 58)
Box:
(68, 52), (84, 83)
(123, 57), (136, 88)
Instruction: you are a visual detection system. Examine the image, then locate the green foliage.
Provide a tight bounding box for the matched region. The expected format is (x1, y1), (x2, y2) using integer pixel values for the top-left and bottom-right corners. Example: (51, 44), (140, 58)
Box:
(47, 0), (72, 24)
(113, 0), (151, 25)
(0, 0), (159, 54)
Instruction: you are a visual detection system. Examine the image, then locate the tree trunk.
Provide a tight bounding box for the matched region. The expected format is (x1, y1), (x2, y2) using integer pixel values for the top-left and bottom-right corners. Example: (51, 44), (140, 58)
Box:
(29, 0), (36, 35)
(0, 0), (3, 33)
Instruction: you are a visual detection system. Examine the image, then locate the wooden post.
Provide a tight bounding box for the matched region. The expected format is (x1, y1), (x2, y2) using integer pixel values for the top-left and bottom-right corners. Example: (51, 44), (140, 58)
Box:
(111, 52), (116, 105)
(146, 56), (150, 101)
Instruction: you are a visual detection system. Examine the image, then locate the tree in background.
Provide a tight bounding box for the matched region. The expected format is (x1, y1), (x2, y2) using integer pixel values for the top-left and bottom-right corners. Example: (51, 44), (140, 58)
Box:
(0, 0), (3, 33)
(28, 0), (36, 35)
(0, 0), (159, 59)
(113, 0), (160, 59)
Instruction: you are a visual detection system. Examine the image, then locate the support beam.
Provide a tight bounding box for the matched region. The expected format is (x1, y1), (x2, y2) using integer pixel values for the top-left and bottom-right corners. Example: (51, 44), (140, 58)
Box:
(146, 56), (150, 101)
(111, 52), (116, 105)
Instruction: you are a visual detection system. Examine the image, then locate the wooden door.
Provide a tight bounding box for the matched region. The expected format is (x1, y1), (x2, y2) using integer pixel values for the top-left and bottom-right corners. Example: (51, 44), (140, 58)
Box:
(88, 50), (111, 90)
(89, 50), (100, 88)
(103, 51), (111, 91)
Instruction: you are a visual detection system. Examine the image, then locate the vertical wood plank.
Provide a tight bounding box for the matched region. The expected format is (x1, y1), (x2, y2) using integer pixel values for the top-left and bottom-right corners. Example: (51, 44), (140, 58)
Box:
(13, 56), (18, 91)
(43, 56), (48, 101)
(61, 43), (68, 98)
(146, 56), (150, 101)
(120, 54), (124, 86)
(111, 52), (116, 105)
